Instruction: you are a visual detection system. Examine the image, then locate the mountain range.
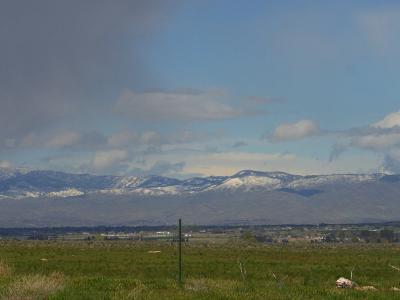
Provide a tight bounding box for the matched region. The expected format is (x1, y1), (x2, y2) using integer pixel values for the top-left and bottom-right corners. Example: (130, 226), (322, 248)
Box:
(0, 167), (399, 227)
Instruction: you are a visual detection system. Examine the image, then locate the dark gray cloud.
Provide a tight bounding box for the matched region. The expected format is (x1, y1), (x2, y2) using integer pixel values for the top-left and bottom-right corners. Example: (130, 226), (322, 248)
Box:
(246, 96), (285, 104)
(115, 89), (251, 121)
(130, 161), (185, 176)
(0, 0), (178, 142)
(47, 131), (108, 150)
(32, 127), (212, 175)
(232, 141), (247, 148)
(147, 161), (185, 175)
(381, 153), (400, 174)
(329, 143), (347, 162)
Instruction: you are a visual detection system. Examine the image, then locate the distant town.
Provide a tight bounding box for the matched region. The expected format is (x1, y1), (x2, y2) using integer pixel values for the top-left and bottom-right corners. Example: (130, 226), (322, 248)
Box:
(1, 222), (400, 244)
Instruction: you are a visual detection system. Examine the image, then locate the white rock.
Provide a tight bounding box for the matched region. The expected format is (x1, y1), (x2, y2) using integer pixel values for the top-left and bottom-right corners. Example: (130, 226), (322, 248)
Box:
(336, 277), (355, 288)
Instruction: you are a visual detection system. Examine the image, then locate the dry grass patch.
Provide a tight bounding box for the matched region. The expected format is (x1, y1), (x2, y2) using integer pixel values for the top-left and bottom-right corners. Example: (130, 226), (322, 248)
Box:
(6, 272), (64, 300)
(0, 261), (13, 278)
(185, 278), (239, 292)
(112, 280), (150, 300)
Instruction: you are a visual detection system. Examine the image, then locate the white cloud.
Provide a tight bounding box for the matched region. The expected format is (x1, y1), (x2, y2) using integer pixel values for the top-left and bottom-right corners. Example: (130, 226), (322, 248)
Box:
(115, 89), (247, 121)
(351, 132), (400, 151)
(347, 111), (400, 151)
(271, 119), (319, 141)
(372, 111), (400, 129)
(0, 160), (12, 169)
(170, 151), (380, 176)
(92, 149), (129, 172)
(47, 131), (81, 148)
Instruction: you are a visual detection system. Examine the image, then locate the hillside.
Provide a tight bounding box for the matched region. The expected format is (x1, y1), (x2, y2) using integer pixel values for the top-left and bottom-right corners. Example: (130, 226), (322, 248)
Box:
(0, 168), (399, 226)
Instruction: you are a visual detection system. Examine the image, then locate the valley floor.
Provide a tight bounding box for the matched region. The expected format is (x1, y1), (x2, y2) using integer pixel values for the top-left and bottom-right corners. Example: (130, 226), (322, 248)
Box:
(0, 241), (400, 299)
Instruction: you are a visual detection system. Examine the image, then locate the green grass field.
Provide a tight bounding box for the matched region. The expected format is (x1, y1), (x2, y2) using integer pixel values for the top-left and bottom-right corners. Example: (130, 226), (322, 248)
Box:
(1, 241), (400, 299)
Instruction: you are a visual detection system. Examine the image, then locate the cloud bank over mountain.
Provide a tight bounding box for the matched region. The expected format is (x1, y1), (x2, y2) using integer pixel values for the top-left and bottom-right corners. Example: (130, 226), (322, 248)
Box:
(1, 1), (400, 178)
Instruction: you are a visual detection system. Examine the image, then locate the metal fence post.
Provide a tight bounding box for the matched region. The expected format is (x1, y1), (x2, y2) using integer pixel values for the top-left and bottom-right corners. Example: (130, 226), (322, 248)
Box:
(178, 218), (183, 285)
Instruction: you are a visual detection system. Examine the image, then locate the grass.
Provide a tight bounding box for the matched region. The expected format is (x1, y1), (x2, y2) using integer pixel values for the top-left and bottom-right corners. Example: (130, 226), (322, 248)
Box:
(0, 241), (400, 299)
(0, 261), (13, 278)
(5, 272), (64, 299)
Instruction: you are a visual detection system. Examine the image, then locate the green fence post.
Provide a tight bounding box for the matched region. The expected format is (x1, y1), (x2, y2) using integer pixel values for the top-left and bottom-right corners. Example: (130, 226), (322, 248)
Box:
(178, 218), (183, 285)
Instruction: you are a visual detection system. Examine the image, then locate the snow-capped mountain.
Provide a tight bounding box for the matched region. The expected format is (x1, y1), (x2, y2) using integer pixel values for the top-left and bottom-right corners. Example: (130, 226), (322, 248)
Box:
(0, 167), (389, 198)
(1, 168), (400, 227)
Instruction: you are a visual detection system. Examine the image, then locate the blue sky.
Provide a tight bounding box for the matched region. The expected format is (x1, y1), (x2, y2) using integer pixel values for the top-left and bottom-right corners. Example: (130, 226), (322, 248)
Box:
(1, 0), (400, 177)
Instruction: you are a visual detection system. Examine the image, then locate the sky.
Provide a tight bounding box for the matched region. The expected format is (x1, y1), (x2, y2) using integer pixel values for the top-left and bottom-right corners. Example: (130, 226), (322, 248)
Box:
(1, 0), (400, 178)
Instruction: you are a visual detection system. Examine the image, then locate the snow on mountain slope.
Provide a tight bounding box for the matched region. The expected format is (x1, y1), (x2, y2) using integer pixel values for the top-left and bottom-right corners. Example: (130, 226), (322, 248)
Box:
(47, 188), (84, 198)
(132, 186), (182, 196)
(233, 170), (295, 180)
(210, 175), (282, 191)
(0, 168), (392, 198)
(288, 174), (381, 189)
(114, 176), (147, 189)
(96, 186), (182, 196)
